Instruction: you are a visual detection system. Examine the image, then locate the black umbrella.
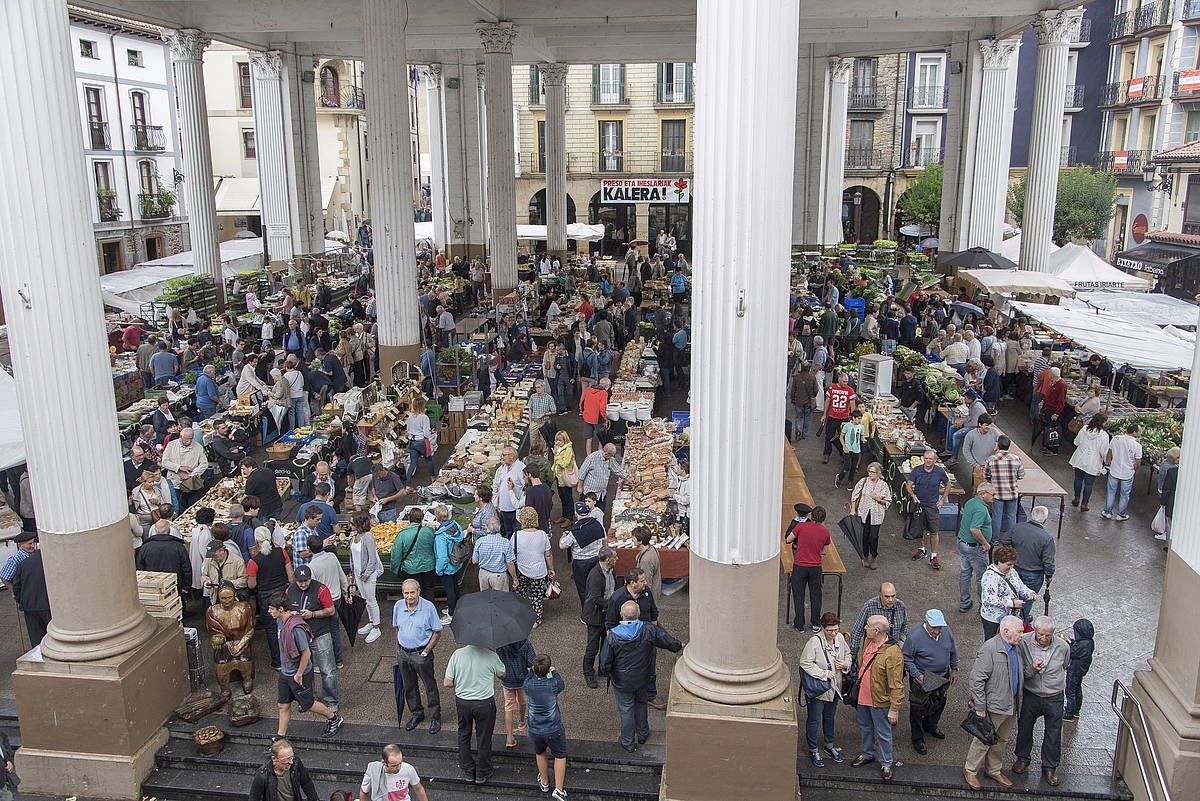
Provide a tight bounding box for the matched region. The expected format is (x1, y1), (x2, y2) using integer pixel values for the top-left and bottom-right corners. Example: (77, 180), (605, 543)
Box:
(837, 514), (866, 559)
(337, 586), (368, 645)
(1043, 587), (1051, 616)
(941, 247), (1018, 270)
(450, 589), (537, 649)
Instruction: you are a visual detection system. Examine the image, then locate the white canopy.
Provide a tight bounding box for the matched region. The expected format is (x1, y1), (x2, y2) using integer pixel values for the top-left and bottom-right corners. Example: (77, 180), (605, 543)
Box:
(0, 368), (24, 471)
(1010, 301), (1195, 372)
(959, 268), (1077, 298)
(1048, 243), (1154, 291)
(1060, 291), (1200, 327)
(999, 232), (1059, 265)
(414, 221), (607, 244)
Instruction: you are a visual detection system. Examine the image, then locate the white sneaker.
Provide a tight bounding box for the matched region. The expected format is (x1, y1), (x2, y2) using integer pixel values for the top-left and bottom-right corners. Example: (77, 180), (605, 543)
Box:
(440, 614), (453, 625)
(441, 607), (450, 616)
(1154, 533), (1167, 541)
(1115, 513), (1130, 521)
(357, 623), (374, 635)
(364, 627), (382, 644)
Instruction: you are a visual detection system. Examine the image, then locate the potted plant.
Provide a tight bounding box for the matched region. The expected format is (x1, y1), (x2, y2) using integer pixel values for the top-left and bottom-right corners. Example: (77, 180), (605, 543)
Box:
(97, 189), (123, 221)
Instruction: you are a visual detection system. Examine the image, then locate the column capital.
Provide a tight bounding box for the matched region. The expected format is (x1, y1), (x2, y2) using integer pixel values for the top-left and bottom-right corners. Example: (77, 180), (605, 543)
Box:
(827, 57), (854, 82)
(248, 49), (283, 78)
(1032, 9), (1083, 46)
(977, 37), (1021, 70)
(539, 62), (570, 86)
(422, 63), (443, 89)
(477, 22), (518, 54)
(161, 28), (211, 61)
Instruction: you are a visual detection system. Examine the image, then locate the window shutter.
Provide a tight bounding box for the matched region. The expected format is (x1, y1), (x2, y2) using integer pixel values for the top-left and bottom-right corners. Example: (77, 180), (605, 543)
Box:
(529, 66), (539, 103)
(685, 63), (694, 102)
(592, 64), (600, 103)
(616, 121), (623, 155)
(619, 64), (627, 103)
(657, 62), (665, 103)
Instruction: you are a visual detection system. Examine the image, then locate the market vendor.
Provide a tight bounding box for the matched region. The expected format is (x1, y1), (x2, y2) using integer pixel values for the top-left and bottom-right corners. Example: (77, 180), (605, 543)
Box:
(894, 365), (922, 423)
(1085, 354), (1114, 387)
(161, 427), (210, 509)
(241, 457), (284, 522)
(151, 397), (180, 444)
(942, 389), (987, 464)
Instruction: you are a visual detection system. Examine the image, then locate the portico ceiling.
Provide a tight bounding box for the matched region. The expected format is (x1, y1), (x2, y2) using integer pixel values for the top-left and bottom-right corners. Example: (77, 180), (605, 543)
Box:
(76, 0), (1087, 61)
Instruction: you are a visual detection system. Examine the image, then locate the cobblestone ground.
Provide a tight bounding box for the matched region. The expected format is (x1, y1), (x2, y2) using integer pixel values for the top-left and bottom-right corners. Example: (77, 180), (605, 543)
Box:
(0, 388), (1162, 774)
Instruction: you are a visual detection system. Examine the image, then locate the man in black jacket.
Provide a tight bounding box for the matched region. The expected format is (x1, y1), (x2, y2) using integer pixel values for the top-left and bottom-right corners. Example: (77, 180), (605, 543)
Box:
(598, 600), (682, 752)
(211, 421), (248, 476)
(582, 548), (618, 689)
(11, 535), (51, 648)
(603, 568), (664, 707)
(0, 729), (16, 798)
(248, 740), (318, 801)
(242, 458), (284, 521)
(136, 526), (192, 594)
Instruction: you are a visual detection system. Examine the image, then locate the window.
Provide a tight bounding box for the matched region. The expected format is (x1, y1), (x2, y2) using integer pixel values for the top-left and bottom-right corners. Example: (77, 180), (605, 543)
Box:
(658, 62), (692, 103)
(1186, 110), (1200, 142)
(1111, 115), (1129, 149)
(848, 120), (876, 167)
(85, 86), (109, 149)
(1185, 175), (1200, 234)
(913, 55), (945, 107)
(598, 120), (623, 171)
(131, 91), (148, 127)
(528, 65), (545, 104)
(238, 62), (253, 109)
(127, 49), (143, 67)
(910, 119), (940, 165)
(661, 119), (686, 171)
(94, 161), (118, 222)
(80, 39), (97, 59)
(1139, 112), (1157, 149)
(594, 64), (624, 104)
(242, 129), (257, 158)
(536, 119), (546, 171)
(320, 66), (340, 107)
(93, 161), (112, 192)
(138, 160), (156, 194)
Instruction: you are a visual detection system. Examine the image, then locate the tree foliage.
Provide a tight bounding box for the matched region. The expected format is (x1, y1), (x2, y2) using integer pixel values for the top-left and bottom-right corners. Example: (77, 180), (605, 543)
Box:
(897, 164), (943, 226)
(1008, 167), (1117, 244)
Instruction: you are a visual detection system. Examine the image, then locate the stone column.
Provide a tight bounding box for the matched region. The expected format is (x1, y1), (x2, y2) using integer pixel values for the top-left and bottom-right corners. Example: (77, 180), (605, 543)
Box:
(363, 0), (421, 374)
(2, 2), (185, 796)
(424, 64), (450, 252)
(1020, 9), (1082, 272)
(478, 24), (519, 295)
(477, 63), (491, 247)
(542, 62), (570, 257)
(250, 50), (294, 266)
(1123, 305), (1200, 800)
(280, 51), (326, 255)
(793, 46), (828, 247)
(939, 38), (969, 249)
(665, 0), (800, 798)
(163, 28), (224, 308)
(822, 58), (853, 246)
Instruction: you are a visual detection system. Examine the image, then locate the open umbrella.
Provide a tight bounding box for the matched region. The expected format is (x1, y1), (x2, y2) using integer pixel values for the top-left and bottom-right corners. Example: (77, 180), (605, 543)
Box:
(837, 514), (865, 559)
(941, 246), (1017, 270)
(450, 589), (537, 649)
(337, 585), (368, 645)
(951, 300), (986, 319)
(919, 237), (941, 249)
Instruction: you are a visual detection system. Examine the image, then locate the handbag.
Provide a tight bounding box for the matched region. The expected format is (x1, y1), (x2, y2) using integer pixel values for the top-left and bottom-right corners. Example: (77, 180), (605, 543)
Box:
(177, 473), (205, 493)
(563, 461), (580, 487)
(961, 706), (998, 745)
(800, 634), (835, 700)
(841, 647), (880, 709)
(545, 579), (562, 600)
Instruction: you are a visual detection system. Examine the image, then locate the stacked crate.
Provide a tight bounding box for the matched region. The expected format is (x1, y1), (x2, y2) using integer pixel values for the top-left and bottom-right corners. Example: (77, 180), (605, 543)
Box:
(137, 570), (183, 626)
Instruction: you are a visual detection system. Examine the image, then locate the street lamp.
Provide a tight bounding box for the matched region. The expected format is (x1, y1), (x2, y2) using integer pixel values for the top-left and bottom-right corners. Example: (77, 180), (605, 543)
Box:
(853, 190), (863, 243)
(1143, 162), (1173, 193)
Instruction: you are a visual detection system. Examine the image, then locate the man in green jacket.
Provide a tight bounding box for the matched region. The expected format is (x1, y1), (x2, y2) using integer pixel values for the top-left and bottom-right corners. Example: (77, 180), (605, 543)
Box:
(391, 507), (437, 600)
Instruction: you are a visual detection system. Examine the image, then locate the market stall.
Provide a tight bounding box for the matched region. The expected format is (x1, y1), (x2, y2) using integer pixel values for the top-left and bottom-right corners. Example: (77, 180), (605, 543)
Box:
(609, 418), (689, 577)
(0, 368), (25, 472)
(1049, 244), (1154, 292)
(779, 440), (846, 620)
(1059, 291), (1200, 327)
(1009, 301), (1194, 372)
(959, 268), (1077, 300)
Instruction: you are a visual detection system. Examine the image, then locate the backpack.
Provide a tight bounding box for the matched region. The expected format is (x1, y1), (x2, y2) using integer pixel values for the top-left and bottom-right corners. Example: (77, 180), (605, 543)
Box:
(450, 532), (473, 566)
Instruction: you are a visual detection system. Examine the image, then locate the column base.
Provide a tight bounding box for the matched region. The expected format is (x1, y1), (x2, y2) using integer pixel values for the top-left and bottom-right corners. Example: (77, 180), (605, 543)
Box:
(13, 620), (187, 799)
(1121, 550), (1200, 800)
(379, 343), (424, 384)
(663, 673), (798, 801)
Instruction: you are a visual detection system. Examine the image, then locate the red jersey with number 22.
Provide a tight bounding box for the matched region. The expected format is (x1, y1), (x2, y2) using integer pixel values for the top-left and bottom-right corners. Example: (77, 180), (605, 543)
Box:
(826, 385), (856, 421)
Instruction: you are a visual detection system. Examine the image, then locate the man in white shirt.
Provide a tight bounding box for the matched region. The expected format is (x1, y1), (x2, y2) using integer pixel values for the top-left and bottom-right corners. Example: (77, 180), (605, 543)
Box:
(491, 447), (525, 538)
(436, 306), (456, 348)
(1102, 423), (1143, 521)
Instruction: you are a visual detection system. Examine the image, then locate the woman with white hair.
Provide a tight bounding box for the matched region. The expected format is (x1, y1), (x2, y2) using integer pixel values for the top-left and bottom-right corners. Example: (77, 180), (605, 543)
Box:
(246, 525), (294, 669)
(1033, 366), (1068, 456)
(267, 367), (291, 431)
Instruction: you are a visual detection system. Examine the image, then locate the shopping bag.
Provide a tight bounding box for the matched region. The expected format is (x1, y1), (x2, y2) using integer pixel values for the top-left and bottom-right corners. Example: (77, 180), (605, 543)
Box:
(962, 706), (998, 745)
(1152, 506), (1168, 535)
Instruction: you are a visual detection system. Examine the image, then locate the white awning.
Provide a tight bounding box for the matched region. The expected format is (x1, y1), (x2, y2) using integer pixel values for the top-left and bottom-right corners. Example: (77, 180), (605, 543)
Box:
(1048, 243), (1154, 291)
(1061, 291), (1200, 327)
(959, 269), (1077, 299)
(516, 223), (606, 242)
(999, 232), (1058, 265)
(213, 177), (260, 215)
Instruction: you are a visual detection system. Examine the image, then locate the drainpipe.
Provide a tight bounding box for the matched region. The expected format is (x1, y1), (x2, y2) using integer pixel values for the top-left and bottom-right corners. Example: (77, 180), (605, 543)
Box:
(109, 32), (138, 256)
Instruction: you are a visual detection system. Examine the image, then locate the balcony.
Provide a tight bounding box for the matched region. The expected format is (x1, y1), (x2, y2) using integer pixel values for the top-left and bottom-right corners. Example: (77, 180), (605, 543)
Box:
(1065, 84), (1085, 110)
(656, 81), (693, 104)
(88, 121), (110, 150)
(1185, 0), (1200, 22)
(520, 152), (546, 173)
(1061, 145), (1078, 167)
(1100, 75), (1166, 108)
(1110, 1), (1172, 41)
(846, 146), (886, 169)
(597, 151), (623, 172)
(849, 87), (888, 111)
(592, 83), (627, 105)
(905, 147), (943, 168)
(1174, 70), (1200, 100)
(1095, 149), (1155, 175)
(907, 85), (949, 110)
(96, 190), (121, 222)
(660, 151), (692, 172)
(138, 191), (176, 220)
(130, 124), (165, 151)
(320, 86), (365, 110)
(1071, 17), (1092, 44)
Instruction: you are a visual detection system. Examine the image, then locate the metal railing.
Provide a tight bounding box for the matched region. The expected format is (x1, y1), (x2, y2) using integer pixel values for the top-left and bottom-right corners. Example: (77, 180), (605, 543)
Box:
(1101, 75), (1166, 107)
(849, 87), (887, 109)
(905, 147), (943, 167)
(656, 81), (693, 104)
(320, 86), (365, 109)
(908, 85), (949, 108)
(520, 150), (694, 174)
(88, 121), (110, 150)
(597, 150), (623, 172)
(1185, 0), (1200, 21)
(1095, 149), (1155, 174)
(138, 192), (174, 220)
(1173, 70), (1200, 99)
(97, 191), (121, 221)
(1111, 1), (1172, 39)
(130, 124), (165, 151)
(846, 146), (886, 169)
(1111, 680), (1172, 801)
(1061, 145), (1078, 167)
(1074, 17), (1092, 43)
(592, 82), (627, 104)
(1065, 84), (1086, 108)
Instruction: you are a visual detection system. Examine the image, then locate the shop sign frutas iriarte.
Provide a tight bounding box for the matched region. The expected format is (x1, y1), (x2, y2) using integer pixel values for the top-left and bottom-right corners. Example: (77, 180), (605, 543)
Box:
(600, 178), (691, 204)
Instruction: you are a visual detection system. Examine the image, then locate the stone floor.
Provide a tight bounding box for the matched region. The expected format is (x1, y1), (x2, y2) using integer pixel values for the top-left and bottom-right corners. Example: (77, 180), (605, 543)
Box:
(0, 382), (1164, 778)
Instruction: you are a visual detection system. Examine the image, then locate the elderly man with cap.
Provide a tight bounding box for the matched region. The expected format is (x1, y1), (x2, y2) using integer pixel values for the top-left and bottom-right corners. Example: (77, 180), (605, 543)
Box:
(1013, 616), (1071, 786)
(0, 527), (37, 591)
(202, 539), (247, 600)
(902, 609), (959, 755)
(1000, 505), (1055, 625)
(9, 530), (51, 646)
(559, 501), (609, 616)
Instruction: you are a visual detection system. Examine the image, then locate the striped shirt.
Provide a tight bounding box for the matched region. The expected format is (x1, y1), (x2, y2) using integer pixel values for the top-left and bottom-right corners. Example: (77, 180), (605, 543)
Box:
(577, 450), (626, 497)
(528, 392), (556, 422)
(984, 451), (1025, 501)
(292, 523), (320, 568)
(850, 596), (908, 654)
(472, 532), (515, 574)
(0, 549), (29, 581)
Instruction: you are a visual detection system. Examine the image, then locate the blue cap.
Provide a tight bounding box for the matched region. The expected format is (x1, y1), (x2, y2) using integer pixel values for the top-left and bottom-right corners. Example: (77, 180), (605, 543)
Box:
(575, 501), (591, 516)
(925, 609), (948, 627)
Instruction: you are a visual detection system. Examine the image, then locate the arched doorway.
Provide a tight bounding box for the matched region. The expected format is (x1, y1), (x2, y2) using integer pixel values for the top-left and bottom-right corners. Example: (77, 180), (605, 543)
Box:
(319, 65), (340, 107)
(841, 185), (881, 244)
(588, 191), (635, 258)
(527, 189), (578, 252)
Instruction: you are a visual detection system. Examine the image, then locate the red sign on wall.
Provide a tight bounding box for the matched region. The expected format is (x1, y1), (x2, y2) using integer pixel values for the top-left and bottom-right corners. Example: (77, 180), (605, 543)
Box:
(1132, 213), (1149, 244)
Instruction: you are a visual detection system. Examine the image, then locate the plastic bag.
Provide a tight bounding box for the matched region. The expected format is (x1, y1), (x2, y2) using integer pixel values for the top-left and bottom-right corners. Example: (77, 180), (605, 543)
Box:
(1152, 506), (1168, 535)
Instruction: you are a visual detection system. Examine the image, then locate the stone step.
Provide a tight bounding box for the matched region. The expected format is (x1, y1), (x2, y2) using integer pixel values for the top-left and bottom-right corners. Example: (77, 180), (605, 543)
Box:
(798, 760), (1132, 801)
(155, 739), (660, 800)
(142, 766), (517, 801)
(168, 717), (663, 774)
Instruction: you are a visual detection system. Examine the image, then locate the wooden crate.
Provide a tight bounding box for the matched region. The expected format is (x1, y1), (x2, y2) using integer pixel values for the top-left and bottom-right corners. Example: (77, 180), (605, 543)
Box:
(137, 570), (182, 625)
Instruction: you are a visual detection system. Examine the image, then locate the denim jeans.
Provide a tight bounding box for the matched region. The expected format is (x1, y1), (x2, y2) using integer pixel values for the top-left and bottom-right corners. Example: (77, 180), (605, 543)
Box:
(1015, 690), (1065, 770)
(1073, 469), (1098, 505)
(958, 540), (990, 610)
(378, 508), (400, 524)
(613, 686), (650, 748)
(1016, 568), (1044, 625)
(441, 571), (461, 615)
(291, 397), (311, 428)
(1104, 475), (1134, 516)
(406, 444), (435, 487)
(794, 403), (813, 439)
(950, 426), (971, 458)
(309, 631), (339, 709)
(991, 498), (1019, 540)
(856, 704), (894, 766)
(805, 695), (839, 750)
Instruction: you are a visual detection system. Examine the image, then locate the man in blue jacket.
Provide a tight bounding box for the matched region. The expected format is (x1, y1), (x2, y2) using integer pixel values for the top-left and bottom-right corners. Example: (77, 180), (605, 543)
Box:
(598, 600), (682, 752)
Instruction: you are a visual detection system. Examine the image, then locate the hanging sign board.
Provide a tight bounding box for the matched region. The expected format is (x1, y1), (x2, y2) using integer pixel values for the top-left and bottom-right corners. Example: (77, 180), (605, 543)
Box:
(600, 178), (691, 204)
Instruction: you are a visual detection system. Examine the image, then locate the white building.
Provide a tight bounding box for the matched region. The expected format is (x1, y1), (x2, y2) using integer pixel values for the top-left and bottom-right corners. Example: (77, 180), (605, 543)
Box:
(70, 5), (187, 273)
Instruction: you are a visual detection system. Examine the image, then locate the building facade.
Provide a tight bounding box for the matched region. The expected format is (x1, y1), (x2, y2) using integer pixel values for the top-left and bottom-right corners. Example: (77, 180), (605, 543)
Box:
(511, 62), (695, 256)
(70, 6), (187, 273)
